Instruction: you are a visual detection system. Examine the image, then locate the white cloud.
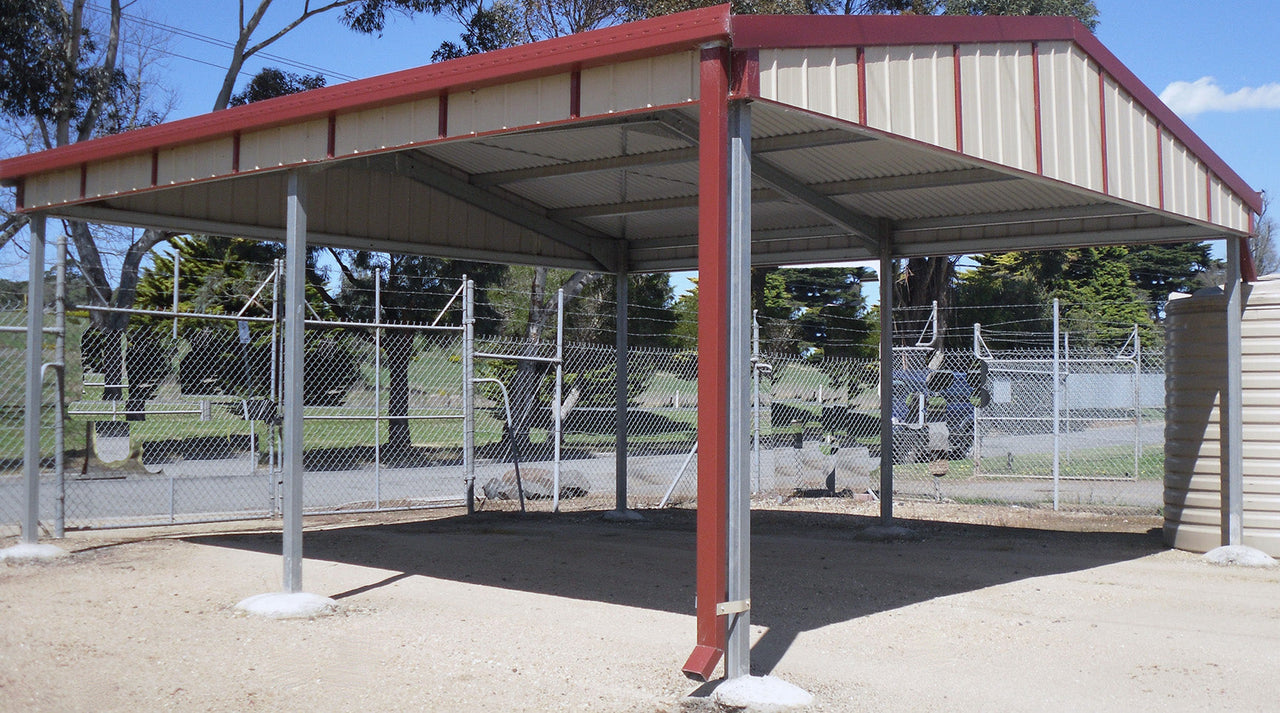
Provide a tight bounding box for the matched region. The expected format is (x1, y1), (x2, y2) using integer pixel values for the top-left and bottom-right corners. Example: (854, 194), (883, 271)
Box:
(1160, 76), (1280, 117)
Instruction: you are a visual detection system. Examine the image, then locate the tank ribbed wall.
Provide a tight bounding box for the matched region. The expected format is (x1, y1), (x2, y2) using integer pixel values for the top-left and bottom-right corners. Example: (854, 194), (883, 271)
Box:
(1164, 276), (1280, 556)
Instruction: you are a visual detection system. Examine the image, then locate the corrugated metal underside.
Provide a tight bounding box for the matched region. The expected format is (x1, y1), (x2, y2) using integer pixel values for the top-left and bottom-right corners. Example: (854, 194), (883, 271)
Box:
(42, 40), (1248, 273)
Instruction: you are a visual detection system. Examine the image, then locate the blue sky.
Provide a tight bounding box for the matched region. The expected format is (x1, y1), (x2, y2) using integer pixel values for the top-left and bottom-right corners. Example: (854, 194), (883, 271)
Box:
(8, 1), (1277, 289)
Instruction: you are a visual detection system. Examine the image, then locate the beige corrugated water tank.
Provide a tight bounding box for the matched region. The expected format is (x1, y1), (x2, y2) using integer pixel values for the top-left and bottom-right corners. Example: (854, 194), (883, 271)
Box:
(1164, 276), (1280, 555)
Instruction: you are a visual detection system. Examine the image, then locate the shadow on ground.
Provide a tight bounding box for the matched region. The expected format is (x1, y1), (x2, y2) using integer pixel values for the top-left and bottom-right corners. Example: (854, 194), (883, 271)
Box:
(187, 508), (1164, 676)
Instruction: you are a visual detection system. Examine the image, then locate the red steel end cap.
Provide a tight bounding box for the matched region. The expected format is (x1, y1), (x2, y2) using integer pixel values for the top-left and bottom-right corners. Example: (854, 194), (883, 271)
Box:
(682, 645), (723, 682)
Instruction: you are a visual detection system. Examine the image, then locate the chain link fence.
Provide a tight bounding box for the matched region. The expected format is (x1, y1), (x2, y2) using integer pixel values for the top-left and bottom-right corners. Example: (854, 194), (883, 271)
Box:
(2, 266), (1170, 533)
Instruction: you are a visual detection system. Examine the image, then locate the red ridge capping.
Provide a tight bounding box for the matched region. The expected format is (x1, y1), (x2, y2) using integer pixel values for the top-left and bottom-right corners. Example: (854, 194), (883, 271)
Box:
(0, 5), (732, 185)
(727, 13), (1262, 214)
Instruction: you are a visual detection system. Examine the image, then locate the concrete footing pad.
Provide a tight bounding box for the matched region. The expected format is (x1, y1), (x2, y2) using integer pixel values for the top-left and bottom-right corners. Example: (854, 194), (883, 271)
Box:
(710, 675), (813, 712)
(235, 592), (337, 619)
(0, 543), (69, 563)
(603, 509), (645, 523)
(1203, 545), (1277, 568)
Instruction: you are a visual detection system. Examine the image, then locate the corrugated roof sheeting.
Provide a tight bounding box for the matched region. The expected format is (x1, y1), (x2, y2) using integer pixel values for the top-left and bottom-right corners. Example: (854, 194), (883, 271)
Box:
(423, 122), (690, 175)
(510, 163), (700, 213)
(833, 176), (1099, 222)
(79, 166), (602, 268)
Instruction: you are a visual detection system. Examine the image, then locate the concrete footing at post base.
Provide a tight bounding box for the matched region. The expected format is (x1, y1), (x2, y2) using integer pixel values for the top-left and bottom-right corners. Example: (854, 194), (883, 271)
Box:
(1203, 545), (1277, 568)
(686, 675), (812, 712)
(0, 543), (68, 563)
(235, 592), (337, 619)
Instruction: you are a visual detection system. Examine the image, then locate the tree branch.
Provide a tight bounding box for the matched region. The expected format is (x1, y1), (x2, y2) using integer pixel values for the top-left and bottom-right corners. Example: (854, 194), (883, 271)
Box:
(243, 0), (360, 60)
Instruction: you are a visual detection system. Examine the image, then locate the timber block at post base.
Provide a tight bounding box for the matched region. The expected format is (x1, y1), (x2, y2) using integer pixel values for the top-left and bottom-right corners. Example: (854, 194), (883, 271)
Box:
(682, 645), (723, 681)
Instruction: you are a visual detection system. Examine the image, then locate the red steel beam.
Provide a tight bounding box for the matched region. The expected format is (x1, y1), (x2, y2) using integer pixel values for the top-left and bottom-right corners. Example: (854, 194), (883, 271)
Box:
(682, 43), (730, 683)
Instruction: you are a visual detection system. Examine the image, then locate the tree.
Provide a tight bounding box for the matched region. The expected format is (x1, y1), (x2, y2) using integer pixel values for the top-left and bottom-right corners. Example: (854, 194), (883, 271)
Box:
(210, 0), (436, 112)
(330, 251), (507, 453)
(229, 68), (326, 107)
(1122, 242), (1215, 318)
(2, 0), (440, 339)
(1252, 193), (1278, 277)
(0, 1), (176, 337)
(954, 247), (1156, 348)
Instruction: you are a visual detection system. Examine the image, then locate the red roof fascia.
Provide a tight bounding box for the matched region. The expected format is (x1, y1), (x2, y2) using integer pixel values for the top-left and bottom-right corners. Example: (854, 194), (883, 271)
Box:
(730, 14), (1263, 216)
(0, 5), (731, 185)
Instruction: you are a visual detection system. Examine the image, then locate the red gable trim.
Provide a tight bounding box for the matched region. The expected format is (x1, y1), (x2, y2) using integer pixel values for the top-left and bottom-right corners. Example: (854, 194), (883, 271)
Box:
(0, 5), (730, 184)
(729, 13), (1262, 215)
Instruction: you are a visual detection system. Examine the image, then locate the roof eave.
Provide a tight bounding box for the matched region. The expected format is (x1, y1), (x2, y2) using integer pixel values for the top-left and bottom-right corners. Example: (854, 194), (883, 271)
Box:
(0, 4), (732, 184)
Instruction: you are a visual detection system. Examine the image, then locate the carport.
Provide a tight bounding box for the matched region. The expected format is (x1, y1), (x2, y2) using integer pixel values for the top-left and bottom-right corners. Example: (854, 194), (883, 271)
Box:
(1, 5), (1261, 684)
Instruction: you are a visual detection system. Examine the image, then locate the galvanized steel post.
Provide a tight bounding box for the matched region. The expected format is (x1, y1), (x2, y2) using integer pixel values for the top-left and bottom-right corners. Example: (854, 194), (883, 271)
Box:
(1052, 297), (1061, 512)
(878, 241), (894, 523)
(724, 98), (752, 681)
(53, 231), (67, 538)
(282, 171), (308, 593)
(614, 270), (629, 513)
(463, 279), (476, 514)
(1223, 236), (1244, 545)
(553, 287), (564, 513)
(22, 214), (45, 544)
(752, 309), (761, 494)
(374, 267), (382, 509)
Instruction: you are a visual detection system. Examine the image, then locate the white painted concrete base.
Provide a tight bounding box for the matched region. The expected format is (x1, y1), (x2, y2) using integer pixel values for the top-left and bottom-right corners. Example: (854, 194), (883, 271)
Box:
(603, 509), (645, 523)
(856, 524), (919, 542)
(0, 543), (69, 563)
(235, 592), (337, 619)
(712, 675), (813, 712)
(1203, 545), (1277, 568)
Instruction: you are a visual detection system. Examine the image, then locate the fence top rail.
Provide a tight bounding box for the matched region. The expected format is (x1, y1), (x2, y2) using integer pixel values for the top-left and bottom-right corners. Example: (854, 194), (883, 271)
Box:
(81, 305), (274, 323)
(304, 318), (463, 332)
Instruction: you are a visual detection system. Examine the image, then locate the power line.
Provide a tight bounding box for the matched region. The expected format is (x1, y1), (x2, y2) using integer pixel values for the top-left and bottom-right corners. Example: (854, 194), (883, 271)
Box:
(86, 2), (361, 83)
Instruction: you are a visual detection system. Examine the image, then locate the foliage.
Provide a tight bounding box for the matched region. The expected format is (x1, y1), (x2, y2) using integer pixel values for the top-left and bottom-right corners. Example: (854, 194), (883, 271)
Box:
(432, 2), (523, 60)
(854, 0), (1098, 28)
(1122, 242), (1216, 318)
(940, 0), (1098, 29)
(0, 0), (122, 134)
(229, 68), (326, 107)
(955, 247), (1158, 348)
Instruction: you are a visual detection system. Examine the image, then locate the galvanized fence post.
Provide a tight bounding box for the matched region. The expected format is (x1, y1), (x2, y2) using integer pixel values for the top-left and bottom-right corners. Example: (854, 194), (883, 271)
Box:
(22, 215), (45, 544)
(553, 287), (564, 513)
(463, 279), (476, 514)
(374, 267), (383, 509)
(53, 231), (67, 538)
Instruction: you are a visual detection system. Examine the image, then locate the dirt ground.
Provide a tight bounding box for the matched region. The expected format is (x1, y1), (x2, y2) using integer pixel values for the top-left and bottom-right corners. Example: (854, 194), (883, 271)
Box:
(2, 499), (1278, 713)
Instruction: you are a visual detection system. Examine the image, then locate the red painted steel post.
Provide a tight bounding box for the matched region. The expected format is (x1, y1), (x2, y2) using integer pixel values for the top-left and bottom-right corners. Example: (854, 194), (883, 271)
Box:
(682, 42), (730, 682)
